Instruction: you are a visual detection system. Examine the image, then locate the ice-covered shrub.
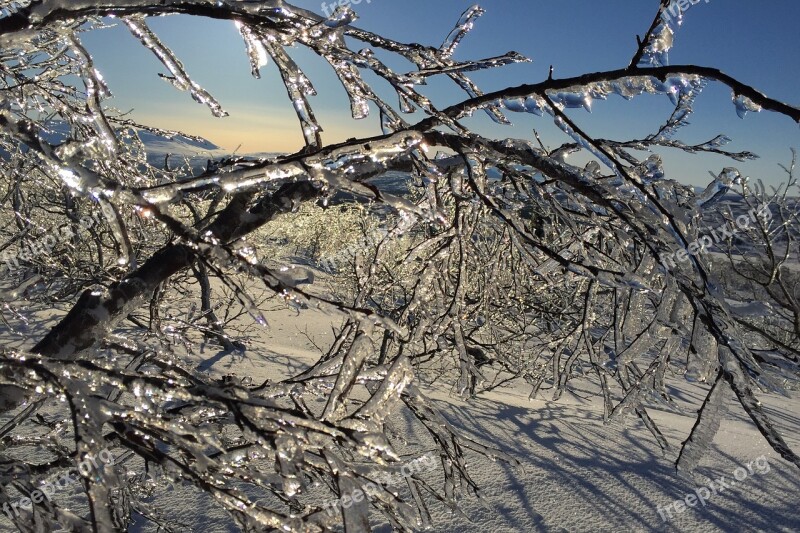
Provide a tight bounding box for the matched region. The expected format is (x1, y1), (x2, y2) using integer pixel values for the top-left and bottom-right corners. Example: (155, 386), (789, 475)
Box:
(0, 1), (798, 531)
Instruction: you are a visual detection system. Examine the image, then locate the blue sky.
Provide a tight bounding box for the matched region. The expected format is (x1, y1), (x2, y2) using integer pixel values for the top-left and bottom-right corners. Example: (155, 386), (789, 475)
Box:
(82, 0), (799, 188)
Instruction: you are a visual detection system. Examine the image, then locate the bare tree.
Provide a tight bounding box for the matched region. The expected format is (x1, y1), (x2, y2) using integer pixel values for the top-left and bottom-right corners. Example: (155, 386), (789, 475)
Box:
(0, 1), (798, 531)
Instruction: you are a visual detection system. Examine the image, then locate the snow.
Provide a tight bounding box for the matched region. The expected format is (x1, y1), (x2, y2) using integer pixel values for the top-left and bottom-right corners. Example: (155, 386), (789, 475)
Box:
(1, 2), (798, 531)
(68, 292), (795, 533)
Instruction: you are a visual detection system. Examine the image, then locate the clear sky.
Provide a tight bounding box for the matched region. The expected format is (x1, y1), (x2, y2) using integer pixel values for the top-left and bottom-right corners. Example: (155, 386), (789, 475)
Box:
(81, 0), (799, 188)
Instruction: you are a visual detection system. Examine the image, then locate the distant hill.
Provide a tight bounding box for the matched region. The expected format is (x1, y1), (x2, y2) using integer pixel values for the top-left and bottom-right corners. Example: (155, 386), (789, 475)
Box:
(0, 121), (228, 172)
(47, 121), (228, 171)
(134, 130), (228, 171)
(0, 122), (300, 176)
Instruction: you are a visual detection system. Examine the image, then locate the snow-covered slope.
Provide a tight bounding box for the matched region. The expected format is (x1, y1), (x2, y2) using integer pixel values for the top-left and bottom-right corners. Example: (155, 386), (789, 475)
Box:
(134, 129), (227, 169)
(1, 121), (230, 171)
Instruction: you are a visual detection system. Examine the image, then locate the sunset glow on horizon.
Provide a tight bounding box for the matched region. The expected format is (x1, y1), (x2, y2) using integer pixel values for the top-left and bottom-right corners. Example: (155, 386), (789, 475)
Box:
(81, 0), (798, 186)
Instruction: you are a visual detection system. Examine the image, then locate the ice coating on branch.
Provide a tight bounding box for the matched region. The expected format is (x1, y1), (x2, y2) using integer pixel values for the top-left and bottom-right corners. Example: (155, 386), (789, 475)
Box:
(655, 76), (708, 140)
(258, 32), (322, 148)
(719, 348), (800, 468)
(322, 328), (375, 422)
(687, 321), (718, 382)
(700, 134), (732, 149)
(638, 2), (691, 68)
(638, 0), (714, 67)
(535, 227), (600, 277)
(677, 371), (729, 476)
(354, 355), (414, 423)
(2, 3), (799, 531)
(327, 57), (371, 120)
(495, 76), (706, 121)
(236, 21), (269, 78)
(138, 131), (425, 204)
(325, 5), (358, 28)
(125, 16), (228, 118)
(440, 5), (485, 60)
(49, 35), (120, 162)
(733, 93), (763, 119)
(0, 0), (31, 17)
(276, 436), (303, 497)
(639, 23), (674, 68)
(547, 107), (623, 179)
(635, 155), (665, 183)
(139, 160), (304, 204)
(696, 167), (744, 207)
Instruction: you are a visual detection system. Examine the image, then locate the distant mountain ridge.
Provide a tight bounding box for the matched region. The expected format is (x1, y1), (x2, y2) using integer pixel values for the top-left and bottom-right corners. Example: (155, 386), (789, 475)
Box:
(135, 130), (221, 152)
(134, 130), (227, 170)
(39, 121), (227, 170)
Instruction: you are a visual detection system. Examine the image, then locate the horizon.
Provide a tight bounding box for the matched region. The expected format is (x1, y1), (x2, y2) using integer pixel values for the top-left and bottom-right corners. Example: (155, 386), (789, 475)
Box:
(81, 0), (799, 189)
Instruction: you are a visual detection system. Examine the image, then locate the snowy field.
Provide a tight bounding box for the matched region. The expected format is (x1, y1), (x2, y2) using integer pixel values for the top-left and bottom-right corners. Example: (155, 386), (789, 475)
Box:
(1, 135), (797, 532)
(1, 2), (798, 527)
(94, 293), (796, 533)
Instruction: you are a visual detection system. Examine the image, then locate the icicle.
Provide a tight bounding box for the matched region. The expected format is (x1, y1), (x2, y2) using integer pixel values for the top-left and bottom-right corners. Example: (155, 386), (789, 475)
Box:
(549, 91), (592, 112)
(439, 5), (486, 60)
(583, 160), (601, 178)
(639, 22), (674, 67)
(124, 16), (228, 118)
(733, 93), (763, 119)
(236, 22), (269, 78)
(260, 33), (322, 149)
(326, 57), (371, 119)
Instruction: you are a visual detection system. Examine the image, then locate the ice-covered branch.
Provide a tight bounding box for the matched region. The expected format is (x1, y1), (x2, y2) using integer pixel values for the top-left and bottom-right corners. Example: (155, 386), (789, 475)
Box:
(1, 2), (799, 531)
(413, 65), (800, 130)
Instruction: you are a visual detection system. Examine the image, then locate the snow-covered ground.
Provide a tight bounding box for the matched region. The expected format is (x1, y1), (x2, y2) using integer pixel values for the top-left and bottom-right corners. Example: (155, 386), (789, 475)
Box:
(123, 301), (799, 533)
(1, 259), (797, 533)
(1, 141), (796, 532)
